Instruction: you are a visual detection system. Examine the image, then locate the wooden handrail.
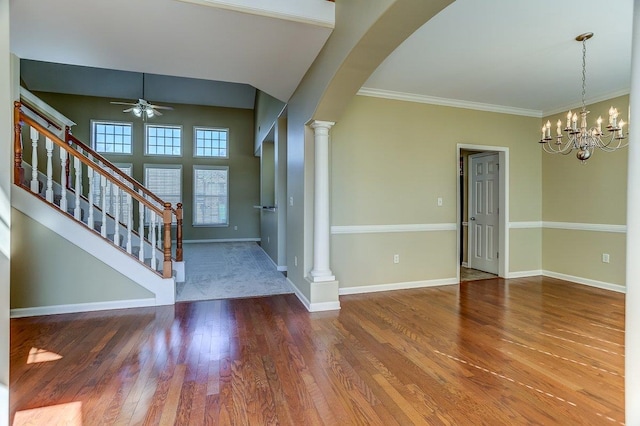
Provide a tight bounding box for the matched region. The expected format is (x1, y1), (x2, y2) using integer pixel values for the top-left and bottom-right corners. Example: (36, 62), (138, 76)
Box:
(18, 112), (164, 217)
(65, 132), (168, 208)
(14, 102), (24, 185)
(20, 101), (63, 131)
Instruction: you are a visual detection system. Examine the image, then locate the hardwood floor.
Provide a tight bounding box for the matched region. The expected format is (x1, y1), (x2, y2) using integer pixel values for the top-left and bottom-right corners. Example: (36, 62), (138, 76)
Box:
(10, 277), (624, 425)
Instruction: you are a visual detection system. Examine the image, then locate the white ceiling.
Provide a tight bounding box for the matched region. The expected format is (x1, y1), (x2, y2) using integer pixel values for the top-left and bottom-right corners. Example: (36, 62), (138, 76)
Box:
(364, 0), (634, 117)
(10, 0), (634, 116)
(10, 0), (334, 103)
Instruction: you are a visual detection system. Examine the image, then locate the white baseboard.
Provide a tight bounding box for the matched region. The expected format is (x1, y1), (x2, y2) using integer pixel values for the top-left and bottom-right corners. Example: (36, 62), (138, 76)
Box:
(10, 298), (157, 318)
(461, 262), (469, 268)
(542, 270), (626, 293)
(259, 245), (288, 272)
(184, 238), (260, 243)
(277, 266), (288, 272)
(339, 277), (458, 296)
(287, 278), (341, 312)
(506, 270), (542, 279)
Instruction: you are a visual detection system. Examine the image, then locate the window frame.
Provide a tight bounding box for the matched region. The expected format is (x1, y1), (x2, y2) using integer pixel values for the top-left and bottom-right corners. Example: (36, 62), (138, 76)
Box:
(144, 123), (183, 157)
(143, 164), (183, 224)
(193, 126), (229, 159)
(91, 119), (133, 155)
(192, 165), (229, 227)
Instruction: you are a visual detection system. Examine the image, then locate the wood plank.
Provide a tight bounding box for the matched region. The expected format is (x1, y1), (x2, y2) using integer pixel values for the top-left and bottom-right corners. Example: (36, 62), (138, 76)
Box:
(9, 278), (625, 424)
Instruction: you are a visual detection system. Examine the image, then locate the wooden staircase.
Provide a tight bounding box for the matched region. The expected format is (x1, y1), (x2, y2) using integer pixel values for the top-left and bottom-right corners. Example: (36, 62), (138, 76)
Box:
(12, 91), (184, 306)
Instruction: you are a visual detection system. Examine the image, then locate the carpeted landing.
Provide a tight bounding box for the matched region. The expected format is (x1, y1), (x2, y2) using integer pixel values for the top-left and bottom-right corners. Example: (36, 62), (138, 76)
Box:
(176, 242), (293, 302)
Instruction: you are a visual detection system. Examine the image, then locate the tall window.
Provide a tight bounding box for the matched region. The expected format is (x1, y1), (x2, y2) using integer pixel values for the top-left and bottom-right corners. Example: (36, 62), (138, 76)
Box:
(92, 164), (133, 224)
(92, 121), (132, 154)
(144, 165), (182, 222)
(146, 124), (182, 156)
(193, 166), (228, 226)
(194, 127), (228, 158)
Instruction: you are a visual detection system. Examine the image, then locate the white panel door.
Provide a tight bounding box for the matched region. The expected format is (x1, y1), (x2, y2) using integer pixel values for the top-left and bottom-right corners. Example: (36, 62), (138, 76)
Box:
(469, 153), (499, 274)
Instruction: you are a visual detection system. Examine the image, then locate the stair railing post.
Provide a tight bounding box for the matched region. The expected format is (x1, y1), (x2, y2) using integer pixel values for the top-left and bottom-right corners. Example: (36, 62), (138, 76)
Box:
(163, 202), (172, 278)
(45, 137), (54, 203)
(14, 102), (24, 185)
(59, 147), (68, 212)
(64, 126), (71, 189)
(176, 203), (183, 262)
(29, 127), (39, 193)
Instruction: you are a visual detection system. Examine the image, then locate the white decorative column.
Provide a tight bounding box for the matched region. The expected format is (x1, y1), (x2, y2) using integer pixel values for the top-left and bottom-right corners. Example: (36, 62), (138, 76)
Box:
(309, 120), (336, 282)
(627, 1), (640, 423)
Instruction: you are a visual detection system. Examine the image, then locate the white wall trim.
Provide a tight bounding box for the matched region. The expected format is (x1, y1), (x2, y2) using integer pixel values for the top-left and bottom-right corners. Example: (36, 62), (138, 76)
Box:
(184, 238), (261, 243)
(542, 221), (626, 233)
(331, 223), (456, 235)
(260, 244), (288, 272)
(506, 270), (543, 279)
(542, 270), (626, 293)
(542, 89), (630, 117)
(287, 278), (340, 312)
(339, 278), (458, 296)
(509, 221), (542, 229)
(10, 298), (156, 318)
(358, 87), (542, 118)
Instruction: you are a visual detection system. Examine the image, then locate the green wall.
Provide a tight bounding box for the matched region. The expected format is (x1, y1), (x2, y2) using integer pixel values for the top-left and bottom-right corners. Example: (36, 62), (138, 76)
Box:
(31, 92), (260, 241)
(330, 95), (542, 289)
(10, 209), (153, 309)
(542, 95), (629, 287)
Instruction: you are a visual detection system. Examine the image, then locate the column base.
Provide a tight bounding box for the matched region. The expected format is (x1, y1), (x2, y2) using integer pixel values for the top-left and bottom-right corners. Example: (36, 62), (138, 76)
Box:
(303, 276), (340, 312)
(310, 269), (335, 282)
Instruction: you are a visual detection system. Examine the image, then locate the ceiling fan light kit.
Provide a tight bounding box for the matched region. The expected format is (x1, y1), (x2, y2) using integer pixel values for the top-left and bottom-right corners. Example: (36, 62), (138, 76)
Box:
(539, 32), (628, 163)
(110, 74), (173, 120)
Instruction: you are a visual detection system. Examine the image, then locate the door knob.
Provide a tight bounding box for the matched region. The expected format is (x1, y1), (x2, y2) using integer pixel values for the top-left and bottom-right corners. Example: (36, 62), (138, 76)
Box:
(470, 217), (476, 221)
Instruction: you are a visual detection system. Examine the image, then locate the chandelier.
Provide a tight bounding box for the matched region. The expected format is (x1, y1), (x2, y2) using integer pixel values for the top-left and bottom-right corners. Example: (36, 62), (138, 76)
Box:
(539, 32), (628, 162)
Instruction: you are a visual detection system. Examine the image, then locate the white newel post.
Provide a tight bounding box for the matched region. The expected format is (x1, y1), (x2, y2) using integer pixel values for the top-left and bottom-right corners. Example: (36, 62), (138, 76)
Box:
(626, 1), (640, 423)
(29, 127), (39, 192)
(309, 120), (336, 282)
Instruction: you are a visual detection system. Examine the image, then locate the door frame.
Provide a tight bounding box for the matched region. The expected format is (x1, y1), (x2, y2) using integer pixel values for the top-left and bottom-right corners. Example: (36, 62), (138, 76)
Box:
(456, 144), (509, 282)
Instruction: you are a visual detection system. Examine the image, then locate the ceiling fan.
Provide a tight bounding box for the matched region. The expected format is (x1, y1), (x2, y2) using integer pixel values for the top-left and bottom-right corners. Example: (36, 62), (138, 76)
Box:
(110, 73), (173, 119)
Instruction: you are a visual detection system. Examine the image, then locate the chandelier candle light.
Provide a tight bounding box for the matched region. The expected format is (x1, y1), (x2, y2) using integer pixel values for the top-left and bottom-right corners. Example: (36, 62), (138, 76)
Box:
(539, 32), (628, 163)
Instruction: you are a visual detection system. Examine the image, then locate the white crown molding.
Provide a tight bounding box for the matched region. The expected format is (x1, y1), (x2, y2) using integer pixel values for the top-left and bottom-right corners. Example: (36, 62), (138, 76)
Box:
(10, 298), (156, 318)
(357, 87), (542, 118)
(542, 270), (625, 294)
(509, 221), (543, 229)
(331, 223), (456, 235)
(339, 278), (457, 296)
(542, 89), (631, 117)
(543, 221), (626, 233)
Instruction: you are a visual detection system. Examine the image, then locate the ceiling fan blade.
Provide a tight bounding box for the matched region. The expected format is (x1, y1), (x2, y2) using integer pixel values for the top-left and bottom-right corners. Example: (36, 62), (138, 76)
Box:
(149, 105), (174, 110)
(110, 101), (137, 106)
(122, 107), (134, 113)
(152, 109), (163, 116)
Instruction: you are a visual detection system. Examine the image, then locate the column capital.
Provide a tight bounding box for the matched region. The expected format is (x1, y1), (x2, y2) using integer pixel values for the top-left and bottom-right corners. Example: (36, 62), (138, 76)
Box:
(309, 120), (335, 131)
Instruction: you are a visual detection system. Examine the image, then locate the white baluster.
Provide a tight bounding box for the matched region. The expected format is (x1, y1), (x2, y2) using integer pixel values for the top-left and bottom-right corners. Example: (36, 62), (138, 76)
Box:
(101, 174), (107, 238)
(59, 147), (68, 212)
(138, 190), (145, 262)
(87, 166), (95, 229)
(113, 185), (120, 246)
(30, 128), (39, 193)
(150, 211), (157, 269)
(126, 193), (133, 254)
(45, 137), (54, 203)
(74, 157), (82, 220)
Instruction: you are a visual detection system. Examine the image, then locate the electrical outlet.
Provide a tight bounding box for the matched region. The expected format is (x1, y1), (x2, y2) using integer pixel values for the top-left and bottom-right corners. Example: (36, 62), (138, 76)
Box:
(393, 254), (400, 264)
(267, 236), (270, 243)
(289, 196), (294, 206)
(234, 226), (238, 231)
(437, 197), (443, 207)
(602, 253), (610, 263)
(294, 256), (298, 267)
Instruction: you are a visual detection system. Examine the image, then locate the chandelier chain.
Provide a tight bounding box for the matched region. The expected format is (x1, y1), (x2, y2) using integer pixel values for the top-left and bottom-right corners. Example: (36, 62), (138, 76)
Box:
(581, 37), (587, 111)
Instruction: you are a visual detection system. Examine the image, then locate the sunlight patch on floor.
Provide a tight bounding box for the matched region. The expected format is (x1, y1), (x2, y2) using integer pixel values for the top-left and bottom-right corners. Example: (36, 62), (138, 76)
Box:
(27, 347), (63, 364)
(13, 401), (82, 425)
